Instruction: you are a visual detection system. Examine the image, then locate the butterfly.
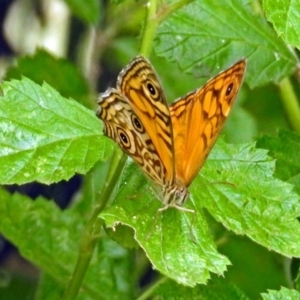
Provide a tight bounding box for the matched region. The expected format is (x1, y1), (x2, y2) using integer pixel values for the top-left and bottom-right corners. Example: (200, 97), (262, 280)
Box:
(97, 56), (246, 210)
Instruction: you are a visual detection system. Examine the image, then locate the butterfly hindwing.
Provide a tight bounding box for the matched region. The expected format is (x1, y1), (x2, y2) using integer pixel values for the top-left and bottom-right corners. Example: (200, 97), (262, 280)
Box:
(98, 88), (167, 186)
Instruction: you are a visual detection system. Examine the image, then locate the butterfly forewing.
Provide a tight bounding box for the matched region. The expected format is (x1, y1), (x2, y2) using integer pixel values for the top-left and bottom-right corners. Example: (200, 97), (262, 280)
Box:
(170, 60), (246, 187)
(117, 56), (175, 185)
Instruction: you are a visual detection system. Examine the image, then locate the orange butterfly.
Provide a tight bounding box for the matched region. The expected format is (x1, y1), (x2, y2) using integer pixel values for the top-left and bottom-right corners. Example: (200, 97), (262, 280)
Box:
(97, 56), (246, 210)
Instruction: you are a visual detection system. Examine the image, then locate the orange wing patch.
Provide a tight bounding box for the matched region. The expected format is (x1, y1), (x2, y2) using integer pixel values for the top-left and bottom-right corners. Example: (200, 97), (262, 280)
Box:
(170, 60), (246, 187)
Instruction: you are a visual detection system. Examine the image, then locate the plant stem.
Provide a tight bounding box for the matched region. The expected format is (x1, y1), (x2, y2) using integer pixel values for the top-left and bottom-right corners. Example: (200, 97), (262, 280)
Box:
(137, 277), (168, 300)
(64, 0), (194, 297)
(139, 0), (158, 57)
(279, 77), (300, 133)
(139, 0), (194, 56)
(62, 149), (127, 300)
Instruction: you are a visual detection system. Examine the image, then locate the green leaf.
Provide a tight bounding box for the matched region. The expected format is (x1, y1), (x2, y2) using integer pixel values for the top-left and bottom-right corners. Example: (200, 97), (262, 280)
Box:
(154, 276), (249, 299)
(199, 140), (300, 257)
(100, 140), (300, 286)
(101, 161), (230, 287)
(155, 0), (297, 88)
(261, 286), (300, 300)
(257, 129), (300, 195)
(63, 0), (101, 24)
(263, 0), (300, 49)
(0, 188), (81, 284)
(5, 49), (91, 108)
(0, 77), (112, 184)
(0, 188), (135, 299)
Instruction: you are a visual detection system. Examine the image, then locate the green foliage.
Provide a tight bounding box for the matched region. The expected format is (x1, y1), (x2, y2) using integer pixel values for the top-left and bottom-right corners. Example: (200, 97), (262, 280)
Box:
(155, 0), (297, 88)
(263, 0), (300, 49)
(257, 130), (300, 194)
(261, 286), (300, 300)
(0, 0), (300, 299)
(195, 141), (300, 257)
(153, 276), (249, 299)
(0, 188), (135, 299)
(0, 78), (112, 184)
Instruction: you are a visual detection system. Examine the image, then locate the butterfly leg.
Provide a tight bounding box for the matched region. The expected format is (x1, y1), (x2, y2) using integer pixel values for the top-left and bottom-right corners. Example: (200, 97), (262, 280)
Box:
(145, 204), (175, 240)
(169, 205), (198, 244)
(146, 204), (198, 243)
